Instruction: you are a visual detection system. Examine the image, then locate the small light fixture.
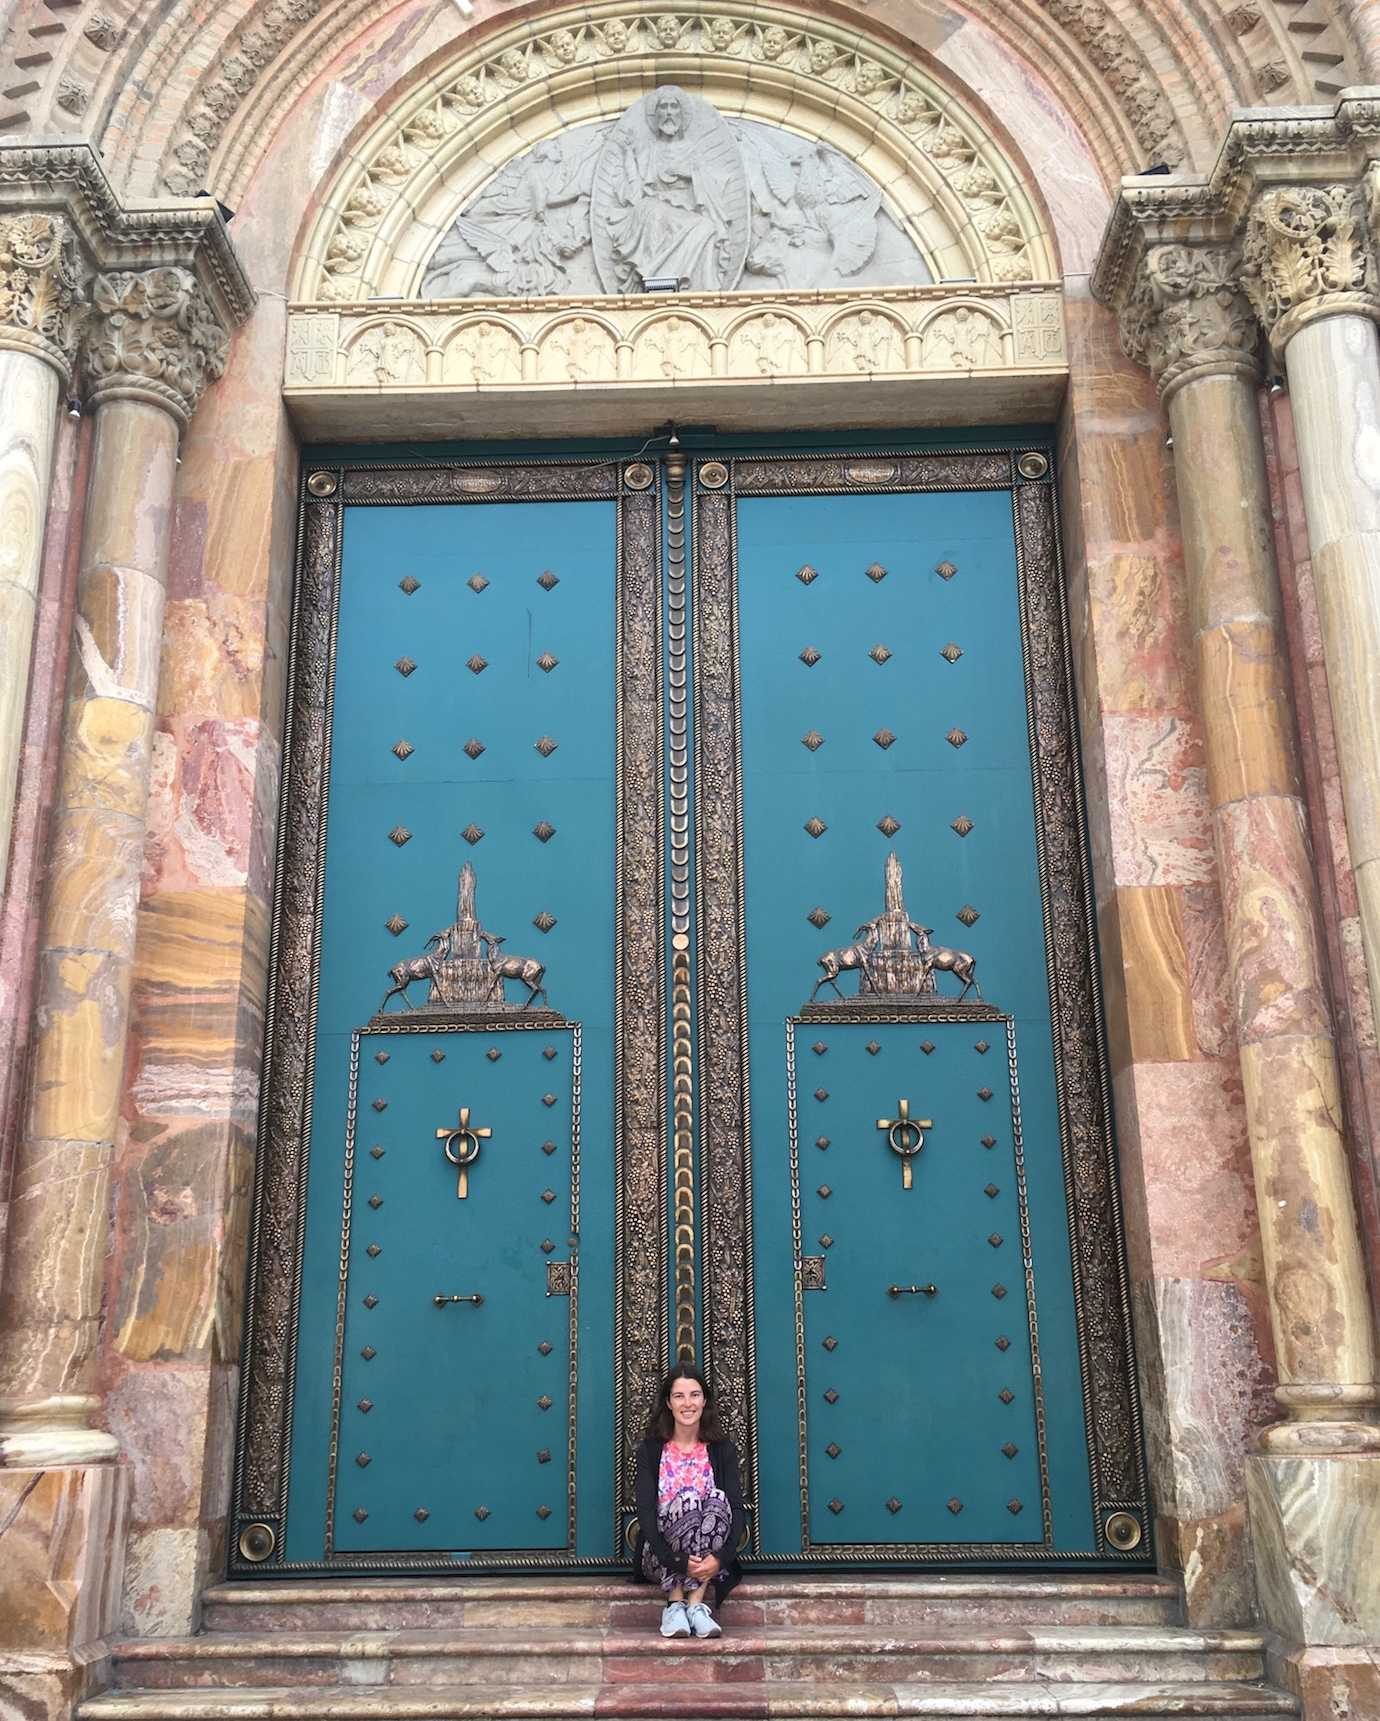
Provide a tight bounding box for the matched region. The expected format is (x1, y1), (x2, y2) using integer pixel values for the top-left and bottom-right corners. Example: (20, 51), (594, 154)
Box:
(640, 275), (683, 293)
(66, 396), (81, 420)
(1268, 375), (1286, 397)
(1164, 434), (1174, 450)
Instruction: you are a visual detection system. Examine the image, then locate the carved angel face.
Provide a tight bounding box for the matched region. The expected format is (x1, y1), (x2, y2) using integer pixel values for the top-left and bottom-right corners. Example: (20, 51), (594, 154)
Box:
(707, 18), (736, 49)
(549, 29), (577, 63)
(760, 25), (789, 57)
(655, 15), (682, 47)
(809, 40), (838, 73)
(601, 20), (629, 50)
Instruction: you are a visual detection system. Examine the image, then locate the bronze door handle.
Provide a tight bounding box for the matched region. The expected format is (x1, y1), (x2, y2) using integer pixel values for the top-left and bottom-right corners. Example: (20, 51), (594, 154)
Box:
(432, 1293), (484, 1307)
(887, 1283), (938, 1297)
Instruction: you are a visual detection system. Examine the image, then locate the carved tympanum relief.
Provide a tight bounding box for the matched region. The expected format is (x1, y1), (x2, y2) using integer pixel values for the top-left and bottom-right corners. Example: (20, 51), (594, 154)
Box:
(421, 87), (931, 300)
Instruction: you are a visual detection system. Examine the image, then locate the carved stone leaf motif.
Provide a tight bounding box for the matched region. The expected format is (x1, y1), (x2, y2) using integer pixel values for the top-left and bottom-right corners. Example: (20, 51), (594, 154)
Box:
(1241, 185), (1377, 344)
(84, 267), (229, 418)
(1118, 244), (1258, 392)
(0, 212), (83, 362)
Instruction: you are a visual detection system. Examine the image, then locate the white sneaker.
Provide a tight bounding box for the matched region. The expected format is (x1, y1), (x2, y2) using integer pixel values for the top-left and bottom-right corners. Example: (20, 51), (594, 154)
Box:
(687, 1601), (722, 1638)
(660, 1601), (691, 1637)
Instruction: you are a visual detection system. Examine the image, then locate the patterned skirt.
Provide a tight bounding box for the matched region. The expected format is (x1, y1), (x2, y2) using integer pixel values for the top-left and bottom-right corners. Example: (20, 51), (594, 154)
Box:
(641, 1487), (732, 1597)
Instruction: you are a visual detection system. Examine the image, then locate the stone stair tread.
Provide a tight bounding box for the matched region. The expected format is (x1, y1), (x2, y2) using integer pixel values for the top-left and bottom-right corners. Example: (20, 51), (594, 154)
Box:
(79, 1678), (1300, 1719)
(112, 1624), (1266, 1659)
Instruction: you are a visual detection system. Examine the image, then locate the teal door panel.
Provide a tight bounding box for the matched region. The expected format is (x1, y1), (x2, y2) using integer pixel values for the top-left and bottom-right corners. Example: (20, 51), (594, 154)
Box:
(284, 495), (618, 1564)
(732, 485), (1097, 1558)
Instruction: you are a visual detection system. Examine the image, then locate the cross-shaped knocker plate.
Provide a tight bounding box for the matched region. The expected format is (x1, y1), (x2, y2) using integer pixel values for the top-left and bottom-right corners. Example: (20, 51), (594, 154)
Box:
(436, 1106), (492, 1199)
(876, 1097), (932, 1189)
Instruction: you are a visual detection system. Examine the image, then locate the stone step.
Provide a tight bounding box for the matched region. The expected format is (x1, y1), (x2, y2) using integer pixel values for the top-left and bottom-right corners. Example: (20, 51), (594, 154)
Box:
(109, 1625), (1267, 1691)
(81, 1677), (1299, 1720)
(201, 1576), (1182, 1634)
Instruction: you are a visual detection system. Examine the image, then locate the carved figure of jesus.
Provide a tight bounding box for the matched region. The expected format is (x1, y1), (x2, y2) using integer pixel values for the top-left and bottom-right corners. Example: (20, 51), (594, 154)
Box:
(605, 88), (733, 290)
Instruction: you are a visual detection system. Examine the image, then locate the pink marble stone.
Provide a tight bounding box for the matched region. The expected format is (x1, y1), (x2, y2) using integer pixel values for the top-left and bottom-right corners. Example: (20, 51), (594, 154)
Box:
(1101, 714), (1216, 887)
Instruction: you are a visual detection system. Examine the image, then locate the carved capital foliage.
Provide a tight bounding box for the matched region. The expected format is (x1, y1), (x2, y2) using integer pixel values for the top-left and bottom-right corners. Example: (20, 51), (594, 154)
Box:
(1118, 242), (1259, 397)
(1241, 183), (1379, 349)
(0, 211), (84, 378)
(82, 266), (230, 422)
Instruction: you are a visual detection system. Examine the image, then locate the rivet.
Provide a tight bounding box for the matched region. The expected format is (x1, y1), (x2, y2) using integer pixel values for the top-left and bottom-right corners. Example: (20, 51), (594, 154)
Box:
(462, 823), (485, 845)
(356, 1452), (371, 1467)
(981, 1135), (996, 1148)
(398, 576), (420, 595)
(822, 1336), (838, 1351)
(415, 1507), (430, 1522)
(368, 1194), (383, 1209)
(992, 1285), (1007, 1300)
(543, 1046), (558, 1061)
(935, 561), (957, 580)
(394, 656), (417, 677)
(957, 905), (980, 927)
(947, 727), (967, 748)
(864, 562), (887, 583)
(358, 1398), (373, 1413)
(865, 1041), (881, 1056)
(536, 1505), (552, 1519)
(877, 814), (901, 836)
(384, 916), (408, 936)
(985, 1183), (999, 1198)
(533, 821), (556, 843)
(801, 730), (825, 751)
(542, 1093), (557, 1107)
(475, 1506), (490, 1521)
(995, 1336), (1010, 1351)
(799, 646), (822, 666)
(812, 1041), (828, 1055)
(535, 736), (558, 757)
(387, 827), (411, 847)
(885, 1497), (902, 1514)
(537, 570), (559, 591)
(817, 1184), (832, 1199)
(873, 728), (896, 749)
(541, 1189), (556, 1204)
(360, 1346), (376, 1360)
(796, 564), (819, 585)
(371, 1098), (388, 1113)
(486, 1047), (502, 1062)
(541, 1140), (557, 1155)
(978, 1088), (993, 1103)
(869, 644), (892, 665)
(807, 908), (831, 929)
(431, 1050), (446, 1064)
(988, 1234), (1003, 1248)
(819, 1233), (833, 1248)
(370, 1146), (385, 1160)
(1007, 1498), (1024, 1514)
(947, 1497), (963, 1514)
(352, 1507), (368, 1523)
(823, 1388), (839, 1404)
(952, 815), (975, 837)
(920, 1041), (935, 1055)
(1002, 1443), (1018, 1459)
(814, 1089), (828, 1102)
(362, 1294), (378, 1308)
(374, 1051), (390, 1065)
(825, 1443), (841, 1459)
(468, 573), (489, 593)
(998, 1388), (1015, 1404)
(827, 1497), (844, 1514)
(467, 654), (488, 675)
(940, 643), (963, 664)
(533, 912), (557, 933)
(391, 740), (414, 761)
(537, 1448), (552, 1463)
(538, 1341), (553, 1356)
(463, 738), (486, 760)
(975, 1040), (990, 1054)
(366, 1243), (381, 1258)
(536, 651), (559, 673)
(815, 1136), (830, 1150)
(537, 1395), (552, 1410)
(804, 817), (827, 838)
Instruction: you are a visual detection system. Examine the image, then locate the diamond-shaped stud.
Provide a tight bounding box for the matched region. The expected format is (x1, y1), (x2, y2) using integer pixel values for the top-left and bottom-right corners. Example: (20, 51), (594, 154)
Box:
(541, 1239), (555, 1253)
(537, 651), (558, 673)
(885, 1497), (902, 1515)
(1007, 1499), (1023, 1515)
(486, 1047), (502, 1063)
(369, 1145), (385, 1160)
(431, 1050), (445, 1064)
(817, 1184), (832, 1199)
(873, 728), (896, 749)
(468, 573), (489, 593)
(461, 823), (484, 846)
(825, 1442), (841, 1459)
(385, 914), (408, 936)
(827, 1497), (844, 1514)
(865, 1041), (881, 1056)
(399, 576), (421, 595)
(538, 1341), (553, 1356)
(941, 643), (963, 663)
(947, 1497), (963, 1514)
(801, 730), (825, 751)
(985, 1182), (1000, 1197)
(823, 1388), (839, 1404)
(989, 1233), (1003, 1248)
(467, 654), (487, 675)
(542, 1092), (557, 1108)
(368, 1194), (383, 1209)
(815, 1137), (830, 1150)
(475, 1506), (490, 1521)
(978, 1088), (993, 1102)
(814, 1088), (828, 1102)
(537, 1448), (552, 1464)
(374, 1052), (389, 1064)
(535, 736), (558, 757)
(804, 817), (827, 838)
(394, 656), (416, 678)
(388, 826), (411, 846)
(957, 905), (980, 927)
(864, 562), (887, 583)
(877, 814), (901, 836)
(823, 1335), (838, 1351)
(920, 1041), (935, 1054)
(536, 1505), (552, 1520)
(537, 570), (559, 591)
(975, 1040), (990, 1054)
(533, 821), (556, 843)
(540, 1189), (556, 1205)
(936, 561), (957, 580)
(992, 1284), (1007, 1300)
(796, 563), (819, 585)
(533, 911), (557, 933)
(367, 1243), (381, 1258)
(819, 1234), (834, 1248)
(1002, 1442), (1018, 1459)
(947, 727), (967, 748)
(371, 1098), (388, 1113)
(360, 1346), (376, 1360)
(463, 738), (486, 760)
(869, 644), (892, 665)
(995, 1335), (1011, 1351)
(952, 815), (974, 837)
(391, 739), (414, 761)
(807, 907), (831, 929)
(353, 1507), (368, 1523)
(414, 1507), (430, 1522)
(541, 1140), (557, 1155)
(812, 1041), (828, 1055)
(362, 1293), (378, 1308)
(800, 646), (822, 667)
(982, 1134), (996, 1148)
(358, 1398), (374, 1413)
(999, 1388), (1015, 1404)
(543, 1046), (558, 1061)
(537, 1395), (552, 1411)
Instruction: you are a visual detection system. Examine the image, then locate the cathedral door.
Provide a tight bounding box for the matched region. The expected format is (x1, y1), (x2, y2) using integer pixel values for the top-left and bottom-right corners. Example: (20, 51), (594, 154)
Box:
(231, 445), (1151, 1575)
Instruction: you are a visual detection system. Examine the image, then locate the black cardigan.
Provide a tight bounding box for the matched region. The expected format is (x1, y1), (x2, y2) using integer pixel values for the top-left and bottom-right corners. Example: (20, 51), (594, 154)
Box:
(631, 1436), (746, 1599)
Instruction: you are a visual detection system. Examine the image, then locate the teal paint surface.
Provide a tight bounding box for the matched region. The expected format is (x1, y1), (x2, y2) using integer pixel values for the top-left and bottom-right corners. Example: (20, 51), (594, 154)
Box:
(735, 490), (1095, 1555)
(285, 499), (618, 1562)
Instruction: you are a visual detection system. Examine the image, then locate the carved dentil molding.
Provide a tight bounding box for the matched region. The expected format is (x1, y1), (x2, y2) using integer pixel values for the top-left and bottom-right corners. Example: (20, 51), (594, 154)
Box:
(1117, 243), (1259, 400)
(1241, 183), (1380, 353)
(0, 211), (84, 381)
(83, 265), (230, 422)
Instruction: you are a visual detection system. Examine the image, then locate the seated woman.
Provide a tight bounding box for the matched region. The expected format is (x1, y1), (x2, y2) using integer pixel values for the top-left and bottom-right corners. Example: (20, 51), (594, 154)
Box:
(633, 1363), (745, 1638)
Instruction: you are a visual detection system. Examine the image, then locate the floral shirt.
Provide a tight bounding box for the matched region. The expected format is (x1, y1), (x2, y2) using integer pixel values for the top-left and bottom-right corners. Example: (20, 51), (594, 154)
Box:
(658, 1438), (713, 1506)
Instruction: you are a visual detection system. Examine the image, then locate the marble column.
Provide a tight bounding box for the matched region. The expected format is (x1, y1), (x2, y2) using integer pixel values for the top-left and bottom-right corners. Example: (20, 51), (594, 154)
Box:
(0, 267), (228, 1718)
(0, 213), (82, 897)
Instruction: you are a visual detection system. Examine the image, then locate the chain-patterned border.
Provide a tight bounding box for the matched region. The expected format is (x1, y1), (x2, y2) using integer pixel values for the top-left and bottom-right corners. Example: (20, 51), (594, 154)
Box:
(232, 456), (664, 1572)
(690, 446), (1150, 1559)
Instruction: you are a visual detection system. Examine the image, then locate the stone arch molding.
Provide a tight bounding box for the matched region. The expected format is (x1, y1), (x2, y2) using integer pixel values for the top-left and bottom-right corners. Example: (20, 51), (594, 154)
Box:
(294, 2), (1059, 305)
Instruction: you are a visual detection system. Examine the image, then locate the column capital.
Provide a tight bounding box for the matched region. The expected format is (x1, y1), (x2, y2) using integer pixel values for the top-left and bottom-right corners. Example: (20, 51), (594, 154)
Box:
(0, 211), (85, 385)
(1240, 182), (1380, 354)
(1115, 241), (1260, 402)
(83, 265), (230, 425)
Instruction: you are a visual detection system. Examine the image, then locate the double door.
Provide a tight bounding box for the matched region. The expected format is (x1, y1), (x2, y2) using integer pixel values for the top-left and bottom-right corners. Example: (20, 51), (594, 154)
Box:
(231, 442), (1151, 1573)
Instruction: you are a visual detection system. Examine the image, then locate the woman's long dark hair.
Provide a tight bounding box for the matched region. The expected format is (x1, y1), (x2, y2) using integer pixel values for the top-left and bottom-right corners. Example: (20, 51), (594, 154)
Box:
(644, 1362), (725, 1442)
